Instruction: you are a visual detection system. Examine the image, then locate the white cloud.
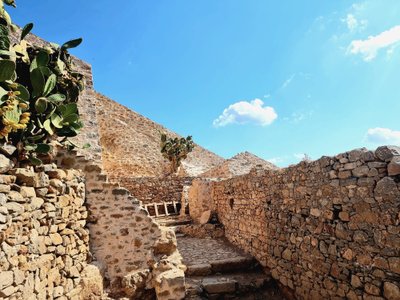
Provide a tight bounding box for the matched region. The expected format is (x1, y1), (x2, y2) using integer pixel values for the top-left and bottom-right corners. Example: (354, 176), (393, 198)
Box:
(342, 13), (368, 32)
(213, 99), (277, 127)
(344, 14), (358, 31)
(348, 25), (400, 61)
(366, 127), (400, 145)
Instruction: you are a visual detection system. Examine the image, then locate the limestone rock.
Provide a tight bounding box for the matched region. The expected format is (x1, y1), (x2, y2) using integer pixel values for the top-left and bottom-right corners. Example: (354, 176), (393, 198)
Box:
(0, 271), (13, 289)
(199, 210), (212, 225)
(374, 177), (399, 201)
(154, 268), (185, 300)
(79, 264), (104, 300)
(0, 143), (16, 156)
(375, 145), (400, 162)
(154, 228), (177, 255)
(384, 282), (400, 300)
(388, 156), (400, 176)
(121, 269), (149, 298)
(0, 154), (14, 174)
(202, 278), (236, 294)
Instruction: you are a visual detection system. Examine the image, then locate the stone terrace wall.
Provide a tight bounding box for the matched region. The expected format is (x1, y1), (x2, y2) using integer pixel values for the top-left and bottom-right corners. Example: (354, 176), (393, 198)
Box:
(57, 150), (186, 300)
(113, 176), (193, 205)
(0, 164), (96, 299)
(198, 147), (400, 300)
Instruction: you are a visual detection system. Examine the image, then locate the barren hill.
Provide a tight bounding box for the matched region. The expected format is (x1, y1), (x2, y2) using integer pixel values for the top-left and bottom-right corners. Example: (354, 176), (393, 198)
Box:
(199, 151), (278, 178)
(95, 93), (224, 178)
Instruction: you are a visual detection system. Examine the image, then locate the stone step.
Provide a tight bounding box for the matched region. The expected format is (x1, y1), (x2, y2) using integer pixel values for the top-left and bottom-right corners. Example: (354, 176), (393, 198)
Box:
(156, 216), (192, 227)
(186, 256), (257, 276)
(185, 271), (284, 300)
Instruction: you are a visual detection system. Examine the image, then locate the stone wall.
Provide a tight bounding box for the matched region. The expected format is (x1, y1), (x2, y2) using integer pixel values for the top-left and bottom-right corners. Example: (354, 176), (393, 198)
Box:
(57, 150), (186, 299)
(191, 146), (400, 300)
(113, 176), (193, 205)
(0, 164), (99, 299)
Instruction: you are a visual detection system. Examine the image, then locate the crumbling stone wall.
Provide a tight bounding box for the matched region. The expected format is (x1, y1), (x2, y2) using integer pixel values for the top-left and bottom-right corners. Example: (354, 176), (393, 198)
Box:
(0, 164), (98, 299)
(193, 147), (400, 300)
(114, 176), (193, 205)
(57, 150), (186, 299)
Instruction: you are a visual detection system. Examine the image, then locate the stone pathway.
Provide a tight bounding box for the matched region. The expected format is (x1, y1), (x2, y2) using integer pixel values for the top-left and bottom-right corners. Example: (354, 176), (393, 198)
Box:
(175, 234), (285, 299)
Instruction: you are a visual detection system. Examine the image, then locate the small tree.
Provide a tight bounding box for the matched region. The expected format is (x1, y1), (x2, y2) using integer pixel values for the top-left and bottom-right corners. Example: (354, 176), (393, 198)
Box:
(160, 133), (194, 174)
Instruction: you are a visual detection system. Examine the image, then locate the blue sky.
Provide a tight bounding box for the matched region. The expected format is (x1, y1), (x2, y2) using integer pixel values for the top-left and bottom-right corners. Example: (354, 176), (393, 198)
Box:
(10, 0), (400, 166)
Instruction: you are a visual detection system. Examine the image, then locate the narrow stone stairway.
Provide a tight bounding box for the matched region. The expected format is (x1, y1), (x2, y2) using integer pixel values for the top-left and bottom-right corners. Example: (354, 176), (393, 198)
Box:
(172, 226), (285, 300)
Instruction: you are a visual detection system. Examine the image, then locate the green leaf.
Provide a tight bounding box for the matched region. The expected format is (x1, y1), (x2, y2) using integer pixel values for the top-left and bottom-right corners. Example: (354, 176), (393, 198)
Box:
(62, 113), (78, 124)
(14, 83), (30, 101)
(35, 98), (47, 114)
(43, 74), (56, 96)
(43, 119), (53, 135)
(24, 144), (37, 151)
(51, 114), (63, 128)
(21, 23), (33, 40)
(4, 0), (17, 8)
(48, 93), (66, 102)
(30, 68), (45, 98)
(61, 38), (82, 50)
(0, 86), (8, 102)
(82, 143), (91, 149)
(0, 60), (16, 81)
(59, 103), (77, 117)
(29, 156), (42, 166)
(36, 51), (49, 66)
(36, 143), (52, 154)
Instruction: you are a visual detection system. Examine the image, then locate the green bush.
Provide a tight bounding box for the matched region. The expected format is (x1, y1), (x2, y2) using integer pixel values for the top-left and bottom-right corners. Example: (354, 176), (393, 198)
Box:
(0, 0), (85, 165)
(160, 133), (194, 174)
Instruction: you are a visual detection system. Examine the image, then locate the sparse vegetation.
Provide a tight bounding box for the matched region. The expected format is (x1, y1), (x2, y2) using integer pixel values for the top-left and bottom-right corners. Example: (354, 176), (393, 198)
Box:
(0, 0), (84, 165)
(160, 133), (194, 174)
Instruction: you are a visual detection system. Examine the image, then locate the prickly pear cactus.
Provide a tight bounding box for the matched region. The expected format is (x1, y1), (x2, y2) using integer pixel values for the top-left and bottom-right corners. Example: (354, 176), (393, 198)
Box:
(0, 0), (85, 165)
(160, 133), (195, 174)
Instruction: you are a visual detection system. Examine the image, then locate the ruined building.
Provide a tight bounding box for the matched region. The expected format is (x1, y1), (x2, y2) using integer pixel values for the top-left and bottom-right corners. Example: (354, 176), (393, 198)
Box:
(1, 31), (399, 300)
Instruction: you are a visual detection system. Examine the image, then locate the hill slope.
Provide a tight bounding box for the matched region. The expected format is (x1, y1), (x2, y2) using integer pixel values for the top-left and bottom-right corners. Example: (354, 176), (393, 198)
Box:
(95, 93), (224, 178)
(200, 151), (278, 178)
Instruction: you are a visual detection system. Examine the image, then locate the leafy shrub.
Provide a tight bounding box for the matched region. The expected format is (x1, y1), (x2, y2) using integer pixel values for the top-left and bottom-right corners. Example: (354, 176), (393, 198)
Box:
(0, 0), (84, 165)
(160, 133), (195, 174)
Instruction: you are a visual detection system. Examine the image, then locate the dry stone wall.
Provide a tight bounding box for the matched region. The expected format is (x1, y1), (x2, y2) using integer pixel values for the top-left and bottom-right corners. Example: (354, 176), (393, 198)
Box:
(0, 164), (98, 300)
(193, 146), (400, 300)
(57, 150), (186, 300)
(114, 176), (193, 205)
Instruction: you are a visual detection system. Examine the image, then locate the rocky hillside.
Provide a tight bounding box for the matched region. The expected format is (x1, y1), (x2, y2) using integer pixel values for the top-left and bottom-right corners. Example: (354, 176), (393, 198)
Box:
(95, 93), (224, 178)
(199, 151), (278, 178)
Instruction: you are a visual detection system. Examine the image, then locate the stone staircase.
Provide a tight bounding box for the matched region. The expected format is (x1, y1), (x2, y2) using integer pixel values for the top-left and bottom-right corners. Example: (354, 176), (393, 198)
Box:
(168, 224), (285, 300)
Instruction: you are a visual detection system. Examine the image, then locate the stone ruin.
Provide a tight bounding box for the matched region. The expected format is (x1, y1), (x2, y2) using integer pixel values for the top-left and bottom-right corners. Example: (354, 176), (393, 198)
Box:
(0, 32), (399, 300)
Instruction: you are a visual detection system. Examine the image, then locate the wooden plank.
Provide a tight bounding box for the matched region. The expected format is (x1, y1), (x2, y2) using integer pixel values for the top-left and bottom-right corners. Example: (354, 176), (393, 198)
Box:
(154, 203), (159, 217)
(163, 202), (169, 216)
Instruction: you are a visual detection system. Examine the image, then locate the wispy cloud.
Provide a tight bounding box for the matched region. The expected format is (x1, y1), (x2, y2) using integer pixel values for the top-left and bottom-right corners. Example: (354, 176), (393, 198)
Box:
(366, 127), (400, 145)
(213, 99), (277, 127)
(348, 25), (400, 61)
(281, 74), (295, 89)
(283, 110), (314, 123)
(267, 157), (284, 165)
(342, 14), (368, 32)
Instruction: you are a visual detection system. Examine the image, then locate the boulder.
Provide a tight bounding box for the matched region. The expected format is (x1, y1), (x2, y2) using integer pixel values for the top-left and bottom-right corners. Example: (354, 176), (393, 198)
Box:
(388, 156), (400, 176)
(384, 282), (400, 300)
(375, 145), (400, 162)
(0, 143), (16, 156)
(199, 210), (212, 225)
